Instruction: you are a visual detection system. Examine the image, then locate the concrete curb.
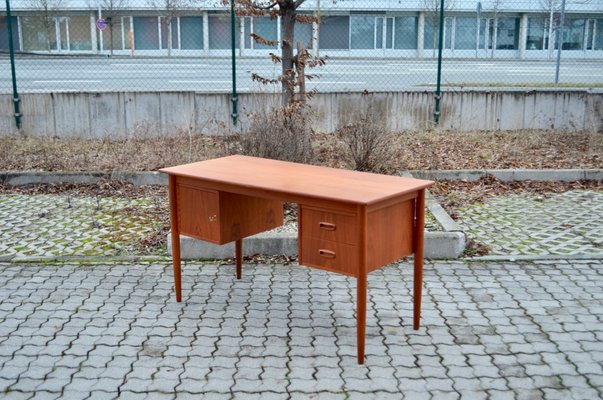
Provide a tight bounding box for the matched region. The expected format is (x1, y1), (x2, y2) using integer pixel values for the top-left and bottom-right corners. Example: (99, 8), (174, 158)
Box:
(468, 253), (603, 262)
(411, 169), (603, 182)
(169, 230), (466, 261)
(0, 171), (167, 186)
(0, 255), (170, 263)
(3, 169), (601, 186)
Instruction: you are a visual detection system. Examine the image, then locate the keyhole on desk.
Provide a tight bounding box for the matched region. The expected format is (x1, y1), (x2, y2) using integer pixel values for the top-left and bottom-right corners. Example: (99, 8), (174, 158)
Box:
(208, 214), (217, 222)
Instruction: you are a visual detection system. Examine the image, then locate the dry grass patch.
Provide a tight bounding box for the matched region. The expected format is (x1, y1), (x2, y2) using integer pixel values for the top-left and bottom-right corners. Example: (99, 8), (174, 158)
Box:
(0, 129), (601, 172)
(0, 135), (225, 172)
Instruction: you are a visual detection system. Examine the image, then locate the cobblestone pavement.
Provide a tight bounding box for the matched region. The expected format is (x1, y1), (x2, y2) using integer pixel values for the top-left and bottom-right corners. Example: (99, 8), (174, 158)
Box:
(0, 259), (602, 399)
(456, 190), (603, 256)
(0, 194), (164, 258)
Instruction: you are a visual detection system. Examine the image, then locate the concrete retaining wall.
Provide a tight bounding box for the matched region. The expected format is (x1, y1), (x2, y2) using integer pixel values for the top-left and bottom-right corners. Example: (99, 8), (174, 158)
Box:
(1, 90), (602, 137)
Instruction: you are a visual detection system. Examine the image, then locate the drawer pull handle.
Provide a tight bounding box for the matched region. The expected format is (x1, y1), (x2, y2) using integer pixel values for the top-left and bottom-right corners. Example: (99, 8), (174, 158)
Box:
(319, 222), (336, 231)
(318, 249), (336, 259)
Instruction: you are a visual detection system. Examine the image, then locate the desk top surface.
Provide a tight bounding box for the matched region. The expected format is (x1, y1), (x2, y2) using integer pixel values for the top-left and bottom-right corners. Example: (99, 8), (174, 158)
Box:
(160, 155), (433, 205)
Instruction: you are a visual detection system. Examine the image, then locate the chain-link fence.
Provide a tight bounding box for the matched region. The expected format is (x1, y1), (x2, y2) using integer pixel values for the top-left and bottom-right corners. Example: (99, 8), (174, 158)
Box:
(1, 0), (603, 94)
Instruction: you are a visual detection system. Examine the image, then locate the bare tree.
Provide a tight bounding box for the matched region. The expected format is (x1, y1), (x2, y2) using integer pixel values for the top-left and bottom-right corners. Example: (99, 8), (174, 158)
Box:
(233, 0), (327, 106)
(147, 0), (192, 56)
(26, 0), (63, 52)
(422, 0), (455, 58)
(487, 0), (504, 58)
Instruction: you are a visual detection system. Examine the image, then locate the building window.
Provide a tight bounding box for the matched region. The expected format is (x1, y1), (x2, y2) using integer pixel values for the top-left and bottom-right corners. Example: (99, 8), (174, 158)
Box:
(394, 16), (417, 49)
(244, 16), (278, 50)
(294, 18), (313, 49)
(351, 16), (375, 49)
(103, 16), (129, 51)
(51, 17), (68, 50)
(595, 19), (603, 50)
(479, 18), (493, 49)
(424, 16), (452, 50)
(180, 16), (203, 50)
(68, 15), (91, 50)
(160, 17), (179, 50)
(586, 19), (595, 50)
(496, 17), (519, 49)
(0, 16), (20, 51)
(319, 16), (349, 50)
(102, 17), (132, 51)
(527, 17), (548, 50)
(561, 18), (585, 50)
(377, 17), (394, 49)
(209, 14), (239, 49)
(133, 16), (159, 49)
(455, 16), (477, 50)
(351, 15), (407, 50)
(21, 16), (53, 51)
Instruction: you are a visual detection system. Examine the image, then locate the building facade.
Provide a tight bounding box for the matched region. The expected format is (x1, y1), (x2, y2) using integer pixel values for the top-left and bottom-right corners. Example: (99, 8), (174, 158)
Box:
(1, 0), (602, 59)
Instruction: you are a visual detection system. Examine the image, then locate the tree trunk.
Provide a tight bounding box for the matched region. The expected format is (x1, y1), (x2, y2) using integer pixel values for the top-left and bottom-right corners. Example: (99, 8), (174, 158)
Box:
(280, 5), (296, 106)
(296, 41), (305, 104)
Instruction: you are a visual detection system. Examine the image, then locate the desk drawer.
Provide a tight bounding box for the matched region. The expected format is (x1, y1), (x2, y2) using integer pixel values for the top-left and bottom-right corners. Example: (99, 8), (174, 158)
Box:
(300, 207), (357, 245)
(300, 237), (357, 276)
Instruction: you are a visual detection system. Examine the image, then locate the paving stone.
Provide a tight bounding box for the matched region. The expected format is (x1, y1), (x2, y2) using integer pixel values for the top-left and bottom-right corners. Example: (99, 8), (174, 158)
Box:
(1, 250), (603, 398)
(456, 190), (603, 256)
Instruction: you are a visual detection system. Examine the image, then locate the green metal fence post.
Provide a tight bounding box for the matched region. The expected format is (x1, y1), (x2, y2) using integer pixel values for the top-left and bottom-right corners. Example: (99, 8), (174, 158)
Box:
(434, 0), (445, 126)
(6, 0), (21, 130)
(230, 0), (238, 125)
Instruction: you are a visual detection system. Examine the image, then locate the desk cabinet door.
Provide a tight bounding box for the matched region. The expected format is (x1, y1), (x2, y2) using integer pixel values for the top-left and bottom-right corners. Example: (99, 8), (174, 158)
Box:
(177, 185), (220, 243)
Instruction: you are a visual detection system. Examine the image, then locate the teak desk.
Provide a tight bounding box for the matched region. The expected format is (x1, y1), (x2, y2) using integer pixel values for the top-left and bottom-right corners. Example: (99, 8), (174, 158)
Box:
(160, 155), (434, 364)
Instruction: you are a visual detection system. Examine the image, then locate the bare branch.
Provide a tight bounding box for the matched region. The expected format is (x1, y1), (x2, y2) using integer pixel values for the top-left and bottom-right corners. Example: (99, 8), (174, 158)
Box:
(294, 0), (306, 9)
(251, 73), (279, 85)
(269, 53), (282, 64)
(256, 1), (278, 9)
(237, 0), (278, 10)
(250, 33), (278, 47)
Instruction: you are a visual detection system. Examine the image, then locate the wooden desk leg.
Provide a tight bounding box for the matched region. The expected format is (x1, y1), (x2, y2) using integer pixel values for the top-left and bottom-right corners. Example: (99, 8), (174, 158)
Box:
(168, 175), (182, 303)
(413, 189), (426, 330)
(357, 205), (368, 364)
(235, 239), (242, 280)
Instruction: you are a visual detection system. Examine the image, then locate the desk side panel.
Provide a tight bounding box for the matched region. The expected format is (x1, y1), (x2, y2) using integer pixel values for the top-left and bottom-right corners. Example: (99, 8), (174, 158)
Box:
(367, 199), (414, 272)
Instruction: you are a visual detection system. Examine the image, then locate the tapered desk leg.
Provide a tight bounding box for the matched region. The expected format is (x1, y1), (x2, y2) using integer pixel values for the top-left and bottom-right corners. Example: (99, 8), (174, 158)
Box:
(235, 239), (243, 280)
(168, 175), (182, 303)
(357, 205), (368, 364)
(413, 189), (426, 330)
